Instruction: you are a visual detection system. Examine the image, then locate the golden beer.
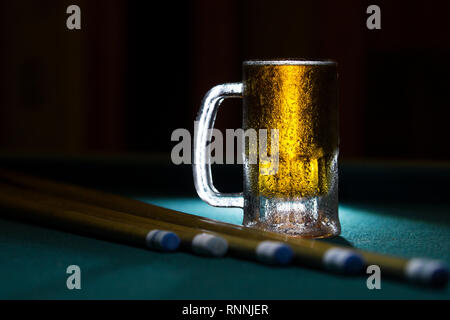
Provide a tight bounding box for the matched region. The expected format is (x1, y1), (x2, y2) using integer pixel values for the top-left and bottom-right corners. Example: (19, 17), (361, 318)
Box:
(242, 61), (339, 237)
(194, 59), (340, 238)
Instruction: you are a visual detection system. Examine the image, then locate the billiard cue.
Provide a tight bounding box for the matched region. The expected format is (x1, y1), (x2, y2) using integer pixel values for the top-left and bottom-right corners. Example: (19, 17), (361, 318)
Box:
(0, 183), (294, 265)
(0, 170), (365, 274)
(0, 186), (181, 252)
(0, 170), (447, 286)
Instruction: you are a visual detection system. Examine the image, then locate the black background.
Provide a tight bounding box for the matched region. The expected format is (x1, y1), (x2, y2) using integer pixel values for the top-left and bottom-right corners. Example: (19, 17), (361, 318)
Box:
(1, 0), (449, 161)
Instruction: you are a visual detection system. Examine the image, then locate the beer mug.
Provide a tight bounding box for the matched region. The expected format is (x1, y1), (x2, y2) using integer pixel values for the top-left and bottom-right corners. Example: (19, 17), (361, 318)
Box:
(193, 60), (339, 238)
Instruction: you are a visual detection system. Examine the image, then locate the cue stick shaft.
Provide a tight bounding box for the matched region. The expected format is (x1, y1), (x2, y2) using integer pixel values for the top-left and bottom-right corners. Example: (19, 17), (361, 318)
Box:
(0, 170), (345, 253)
(0, 183), (292, 264)
(0, 171), (362, 271)
(0, 170), (444, 283)
(0, 187), (165, 250)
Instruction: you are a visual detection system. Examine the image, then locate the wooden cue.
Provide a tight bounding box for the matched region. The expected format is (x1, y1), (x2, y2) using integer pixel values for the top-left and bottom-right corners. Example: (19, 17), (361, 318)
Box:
(0, 186), (173, 250)
(0, 170), (446, 284)
(0, 171), (364, 272)
(0, 183), (293, 264)
(0, 170), (351, 250)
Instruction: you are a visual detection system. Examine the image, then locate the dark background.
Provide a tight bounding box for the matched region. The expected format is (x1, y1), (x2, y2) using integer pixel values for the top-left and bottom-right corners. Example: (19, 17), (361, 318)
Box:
(1, 0), (449, 161)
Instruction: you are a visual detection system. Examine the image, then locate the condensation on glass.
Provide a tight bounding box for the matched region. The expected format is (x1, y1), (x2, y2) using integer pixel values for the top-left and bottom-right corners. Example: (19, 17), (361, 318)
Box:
(193, 60), (340, 238)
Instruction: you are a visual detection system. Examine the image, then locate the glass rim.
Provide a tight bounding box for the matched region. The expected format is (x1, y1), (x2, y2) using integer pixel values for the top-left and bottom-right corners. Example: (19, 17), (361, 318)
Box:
(243, 59), (336, 66)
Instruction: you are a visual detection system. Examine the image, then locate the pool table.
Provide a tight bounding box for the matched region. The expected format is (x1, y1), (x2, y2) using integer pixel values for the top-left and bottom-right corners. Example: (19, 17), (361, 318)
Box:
(0, 154), (449, 299)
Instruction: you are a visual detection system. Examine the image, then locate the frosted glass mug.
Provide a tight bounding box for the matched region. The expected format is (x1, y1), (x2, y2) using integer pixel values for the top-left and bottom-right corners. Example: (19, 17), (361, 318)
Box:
(193, 60), (340, 238)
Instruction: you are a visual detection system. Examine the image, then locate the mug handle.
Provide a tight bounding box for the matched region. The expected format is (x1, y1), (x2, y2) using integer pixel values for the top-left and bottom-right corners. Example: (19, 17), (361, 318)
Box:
(193, 83), (244, 208)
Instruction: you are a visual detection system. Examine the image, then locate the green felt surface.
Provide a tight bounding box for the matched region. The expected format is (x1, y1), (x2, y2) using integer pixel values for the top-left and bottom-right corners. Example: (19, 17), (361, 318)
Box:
(0, 197), (449, 299)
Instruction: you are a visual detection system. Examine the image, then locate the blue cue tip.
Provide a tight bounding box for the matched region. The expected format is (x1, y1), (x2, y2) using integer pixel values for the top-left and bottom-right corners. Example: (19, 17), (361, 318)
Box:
(430, 264), (449, 287)
(274, 244), (294, 265)
(342, 253), (365, 275)
(160, 232), (181, 252)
